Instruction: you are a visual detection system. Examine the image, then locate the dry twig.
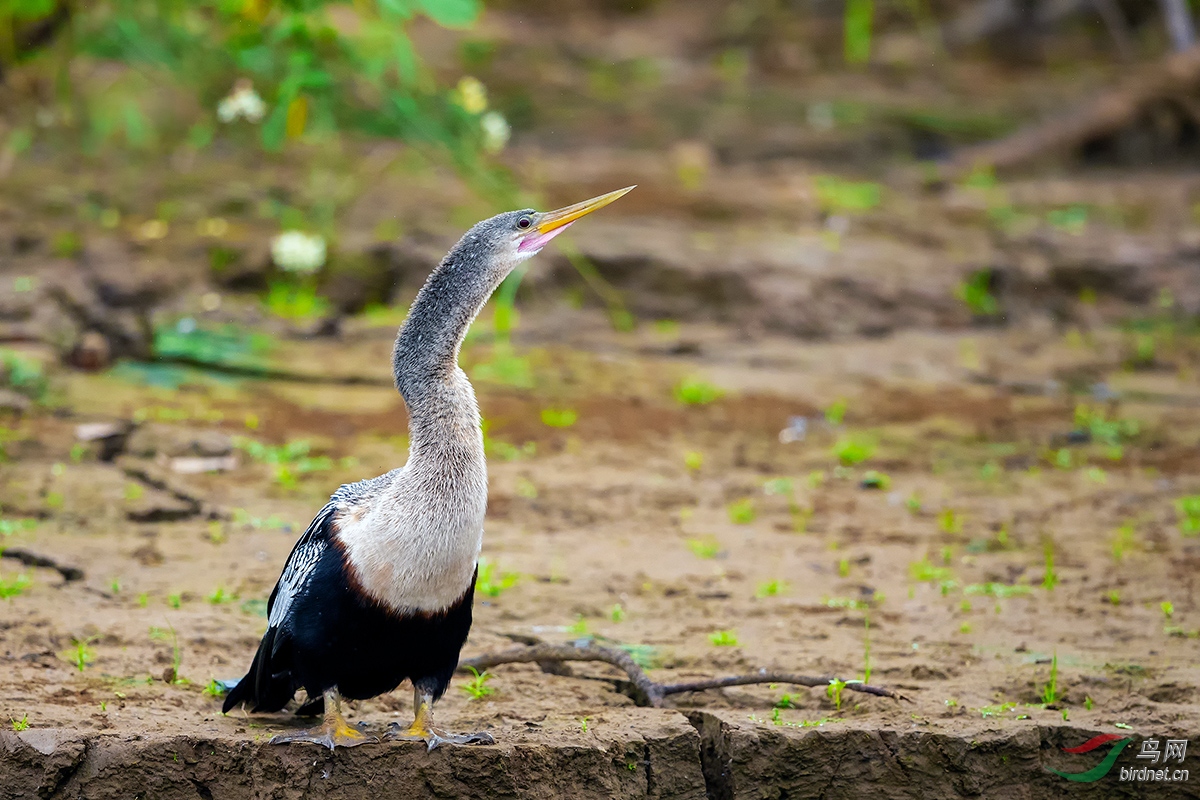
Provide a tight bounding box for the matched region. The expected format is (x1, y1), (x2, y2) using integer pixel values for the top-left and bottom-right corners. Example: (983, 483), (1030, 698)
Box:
(459, 641), (908, 708)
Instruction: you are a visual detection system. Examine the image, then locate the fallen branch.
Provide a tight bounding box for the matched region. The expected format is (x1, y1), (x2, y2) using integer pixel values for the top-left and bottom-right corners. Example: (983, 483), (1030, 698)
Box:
(0, 548), (84, 581)
(458, 642), (908, 708)
(942, 43), (1200, 177)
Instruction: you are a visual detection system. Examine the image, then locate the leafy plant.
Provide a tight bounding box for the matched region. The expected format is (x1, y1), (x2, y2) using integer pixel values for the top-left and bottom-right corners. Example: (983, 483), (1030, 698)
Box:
(0, 573), (30, 600)
(955, 270), (999, 317)
(459, 666), (494, 700)
(683, 451), (704, 472)
(687, 538), (720, 559)
(539, 408), (577, 428)
(826, 678), (847, 710)
(475, 558), (518, 598)
(608, 604), (625, 622)
(206, 586), (233, 605)
(1041, 540), (1059, 590)
(1040, 652), (1060, 705)
(832, 436), (874, 466)
(937, 509), (962, 535)
(10, 714), (29, 732)
(65, 636), (99, 672)
(815, 176), (881, 213)
(824, 399), (848, 426)
(708, 630), (739, 647)
(673, 378), (724, 406)
(756, 580), (787, 598)
(727, 498), (756, 524)
(1177, 496), (1200, 536)
(202, 678), (226, 698)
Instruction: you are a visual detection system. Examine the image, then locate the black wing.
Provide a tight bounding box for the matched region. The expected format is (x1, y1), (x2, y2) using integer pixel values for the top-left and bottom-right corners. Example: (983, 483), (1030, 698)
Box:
(222, 502), (338, 713)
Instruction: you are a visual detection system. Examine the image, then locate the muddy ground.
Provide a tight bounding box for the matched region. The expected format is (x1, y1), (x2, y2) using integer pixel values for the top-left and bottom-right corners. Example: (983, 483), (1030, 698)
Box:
(3, 2), (1200, 798)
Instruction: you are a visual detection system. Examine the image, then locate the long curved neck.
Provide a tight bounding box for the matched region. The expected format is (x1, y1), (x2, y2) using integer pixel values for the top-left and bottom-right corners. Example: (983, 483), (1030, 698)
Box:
(392, 243), (498, 463)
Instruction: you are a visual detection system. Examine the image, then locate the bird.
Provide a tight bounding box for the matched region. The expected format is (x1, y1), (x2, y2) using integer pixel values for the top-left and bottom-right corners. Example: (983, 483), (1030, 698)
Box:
(222, 186), (635, 750)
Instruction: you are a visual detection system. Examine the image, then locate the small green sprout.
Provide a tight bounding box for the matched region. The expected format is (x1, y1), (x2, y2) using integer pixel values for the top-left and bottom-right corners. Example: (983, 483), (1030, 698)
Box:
(937, 509), (962, 535)
(540, 408), (577, 428)
(207, 586), (232, 605)
(0, 573), (31, 600)
(1106, 590), (1121, 605)
(167, 593), (182, 609)
(10, 714), (29, 731)
(905, 492), (922, 514)
(202, 679), (225, 698)
(684, 450), (704, 472)
(756, 580), (787, 598)
(727, 498), (756, 524)
(832, 436), (873, 466)
(824, 399), (848, 426)
(1112, 523), (1136, 562)
(567, 615), (590, 636)
(460, 666), (494, 700)
(109, 578), (121, 594)
(837, 558), (850, 577)
(578, 716), (590, 733)
(1042, 541), (1059, 590)
(859, 470), (890, 489)
(1061, 709), (1069, 721)
(1177, 496), (1200, 536)
(708, 630), (739, 647)
(137, 593), (149, 608)
(673, 378), (724, 406)
(475, 558), (519, 597)
(1040, 652), (1060, 705)
(1161, 601), (1174, 620)
(1084, 696), (1094, 711)
(955, 270), (999, 316)
(826, 678), (847, 710)
(775, 693), (797, 709)
(65, 636), (98, 672)
(609, 604), (626, 622)
(687, 538), (720, 559)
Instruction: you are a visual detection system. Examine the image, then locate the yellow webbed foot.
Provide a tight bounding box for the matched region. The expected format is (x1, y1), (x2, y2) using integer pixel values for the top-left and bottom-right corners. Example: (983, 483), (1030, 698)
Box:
(269, 688), (378, 750)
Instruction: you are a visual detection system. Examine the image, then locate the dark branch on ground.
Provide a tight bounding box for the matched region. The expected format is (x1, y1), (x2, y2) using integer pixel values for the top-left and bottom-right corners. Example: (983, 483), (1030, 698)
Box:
(0, 548), (84, 581)
(459, 642), (909, 708)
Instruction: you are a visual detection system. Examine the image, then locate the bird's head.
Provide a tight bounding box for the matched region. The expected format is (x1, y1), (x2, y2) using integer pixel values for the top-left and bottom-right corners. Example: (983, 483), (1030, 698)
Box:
(464, 186), (635, 278)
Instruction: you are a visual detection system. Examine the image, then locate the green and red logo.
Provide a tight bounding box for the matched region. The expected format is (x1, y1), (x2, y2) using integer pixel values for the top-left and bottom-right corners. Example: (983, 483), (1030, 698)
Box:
(1049, 734), (1132, 782)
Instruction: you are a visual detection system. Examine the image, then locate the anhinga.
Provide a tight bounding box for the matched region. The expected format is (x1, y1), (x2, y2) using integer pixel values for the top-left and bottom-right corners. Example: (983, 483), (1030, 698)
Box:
(223, 186), (634, 750)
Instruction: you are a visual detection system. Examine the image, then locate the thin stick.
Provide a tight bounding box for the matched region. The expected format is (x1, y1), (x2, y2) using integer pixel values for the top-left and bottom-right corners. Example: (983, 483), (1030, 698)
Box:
(459, 643), (908, 707)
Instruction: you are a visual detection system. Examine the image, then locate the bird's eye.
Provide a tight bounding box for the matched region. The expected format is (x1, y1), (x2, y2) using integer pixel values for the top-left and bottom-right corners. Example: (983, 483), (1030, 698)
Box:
(517, 217), (532, 230)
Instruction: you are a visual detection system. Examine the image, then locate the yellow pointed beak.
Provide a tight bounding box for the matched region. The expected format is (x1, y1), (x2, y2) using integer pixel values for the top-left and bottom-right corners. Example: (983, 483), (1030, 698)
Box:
(536, 185), (636, 234)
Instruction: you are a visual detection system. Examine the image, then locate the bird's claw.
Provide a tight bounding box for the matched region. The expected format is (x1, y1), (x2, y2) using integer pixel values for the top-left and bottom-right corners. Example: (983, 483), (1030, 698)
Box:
(269, 720), (377, 750)
(384, 721), (495, 751)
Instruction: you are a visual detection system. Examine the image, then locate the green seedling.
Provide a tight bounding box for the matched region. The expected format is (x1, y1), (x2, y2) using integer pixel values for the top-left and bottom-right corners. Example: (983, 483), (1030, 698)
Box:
(0, 573), (30, 600)
(202, 679), (225, 698)
(938, 509), (962, 535)
(756, 580), (787, 598)
(1112, 523), (1136, 561)
(684, 451), (703, 472)
(10, 714), (29, 731)
(807, 470), (826, 489)
(65, 636), (99, 672)
(151, 624), (187, 684)
(837, 558), (850, 578)
(1161, 601), (1174, 620)
(578, 717), (590, 733)
(109, 578), (121, 594)
(608, 604), (625, 622)
(459, 666), (494, 700)
(763, 477), (793, 495)
(167, 593), (182, 609)
(944, 698), (958, 708)
(1040, 652), (1060, 705)
(861, 617), (871, 684)
(909, 558), (954, 584)
(958, 623), (972, 633)
(727, 498), (756, 524)
(708, 630), (739, 647)
(1061, 709), (1069, 721)
(1041, 541), (1059, 590)
(1107, 590), (1121, 605)
(540, 408), (577, 428)
(955, 270), (999, 316)
(826, 678), (847, 710)
(775, 693), (797, 709)
(567, 616), (589, 636)
(814, 176), (880, 213)
(859, 470), (890, 489)
(207, 586), (233, 604)
(832, 436), (873, 466)
(475, 558), (518, 597)
(824, 399), (848, 426)
(1084, 696), (1094, 710)
(673, 378), (723, 406)
(978, 702), (1017, 718)
(1177, 496), (1200, 536)
(687, 538), (720, 559)
(514, 477), (537, 499)
(905, 493), (922, 514)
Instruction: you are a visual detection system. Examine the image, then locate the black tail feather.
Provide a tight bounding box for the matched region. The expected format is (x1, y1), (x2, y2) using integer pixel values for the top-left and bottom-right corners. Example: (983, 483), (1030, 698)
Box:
(222, 627), (296, 714)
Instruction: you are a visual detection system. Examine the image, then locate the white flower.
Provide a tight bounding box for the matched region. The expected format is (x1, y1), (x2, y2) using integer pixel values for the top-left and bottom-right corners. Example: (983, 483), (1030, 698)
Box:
(271, 231), (326, 275)
(455, 76), (488, 115)
(480, 111), (510, 153)
(218, 79), (266, 124)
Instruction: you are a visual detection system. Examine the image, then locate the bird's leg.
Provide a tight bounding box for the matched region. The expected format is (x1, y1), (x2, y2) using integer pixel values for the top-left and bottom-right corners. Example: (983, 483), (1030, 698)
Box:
(269, 688), (377, 750)
(385, 685), (494, 751)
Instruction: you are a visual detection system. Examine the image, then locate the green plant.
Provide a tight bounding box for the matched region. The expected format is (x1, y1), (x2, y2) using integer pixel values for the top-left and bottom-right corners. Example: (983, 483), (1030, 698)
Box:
(202, 679), (225, 698)
(727, 498), (756, 524)
(207, 586), (233, 604)
(673, 377), (724, 406)
(150, 624), (187, 684)
(234, 437), (332, 488)
(859, 470), (890, 489)
(843, 0), (873, 64)
(683, 451), (704, 472)
(1040, 652), (1060, 705)
(824, 399), (848, 426)
(832, 436), (874, 466)
(1106, 590), (1121, 605)
(0, 573), (30, 600)
(540, 408), (577, 428)
(955, 270), (999, 316)
(1177, 496), (1200, 536)
(65, 636), (99, 672)
(826, 678), (847, 710)
(608, 604), (625, 622)
(1161, 601), (1174, 620)
(1041, 540), (1059, 590)
(475, 558), (518, 598)
(687, 538), (720, 559)
(815, 176), (881, 213)
(1084, 696), (1094, 711)
(905, 493), (922, 514)
(708, 630), (739, 647)
(1112, 522), (1136, 561)
(756, 580), (787, 598)
(10, 714), (29, 731)
(775, 693), (797, 709)
(167, 593), (182, 609)
(861, 617), (871, 684)
(837, 558), (851, 577)
(938, 509), (962, 535)
(460, 666), (494, 700)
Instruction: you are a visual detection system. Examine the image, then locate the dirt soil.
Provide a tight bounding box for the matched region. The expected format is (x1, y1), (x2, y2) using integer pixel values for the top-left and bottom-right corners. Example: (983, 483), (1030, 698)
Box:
(3, 3), (1200, 797)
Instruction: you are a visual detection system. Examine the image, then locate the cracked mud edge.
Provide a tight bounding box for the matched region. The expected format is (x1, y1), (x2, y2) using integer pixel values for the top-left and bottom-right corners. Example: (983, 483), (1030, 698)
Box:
(4, 717), (1188, 799)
